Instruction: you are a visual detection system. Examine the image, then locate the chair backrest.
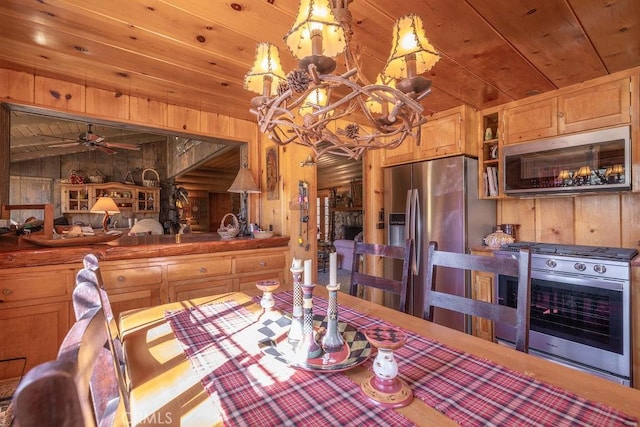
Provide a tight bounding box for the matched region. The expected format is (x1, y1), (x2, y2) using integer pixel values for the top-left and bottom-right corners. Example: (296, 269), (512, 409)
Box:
(82, 254), (122, 356)
(423, 241), (532, 353)
(349, 239), (413, 313)
(76, 259), (129, 423)
(12, 302), (127, 426)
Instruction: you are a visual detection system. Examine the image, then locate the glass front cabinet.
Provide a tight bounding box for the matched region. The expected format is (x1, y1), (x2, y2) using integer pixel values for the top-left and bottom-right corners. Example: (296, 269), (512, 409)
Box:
(61, 182), (160, 214)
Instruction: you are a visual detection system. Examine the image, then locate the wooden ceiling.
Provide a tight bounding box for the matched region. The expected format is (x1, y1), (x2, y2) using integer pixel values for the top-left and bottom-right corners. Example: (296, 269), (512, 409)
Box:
(2, 0), (639, 119)
(2, 0), (640, 165)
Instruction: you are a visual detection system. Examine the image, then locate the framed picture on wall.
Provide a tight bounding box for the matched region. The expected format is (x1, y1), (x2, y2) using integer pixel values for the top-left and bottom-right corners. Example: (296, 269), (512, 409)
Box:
(266, 146), (279, 200)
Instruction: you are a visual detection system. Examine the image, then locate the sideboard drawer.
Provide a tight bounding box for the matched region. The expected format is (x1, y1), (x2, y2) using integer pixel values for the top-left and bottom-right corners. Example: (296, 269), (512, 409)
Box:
(235, 254), (286, 274)
(101, 266), (163, 290)
(167, 257), (232, 281)
(0, 273), (71, 303)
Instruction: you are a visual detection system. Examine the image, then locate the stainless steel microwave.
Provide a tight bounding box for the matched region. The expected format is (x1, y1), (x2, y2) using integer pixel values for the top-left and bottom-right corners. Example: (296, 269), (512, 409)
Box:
(502, 126), (631, 196)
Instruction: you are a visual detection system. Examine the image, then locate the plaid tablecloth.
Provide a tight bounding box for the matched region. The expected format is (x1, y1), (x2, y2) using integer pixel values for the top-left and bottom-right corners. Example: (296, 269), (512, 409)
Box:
(165, 300), (413, 427)
(166, 292), (637, 427)
(267, 292), (637, 427)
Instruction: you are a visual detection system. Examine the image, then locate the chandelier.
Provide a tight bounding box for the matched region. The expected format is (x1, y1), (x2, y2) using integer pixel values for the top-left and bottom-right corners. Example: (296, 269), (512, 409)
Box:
(243, 0), (440, 160)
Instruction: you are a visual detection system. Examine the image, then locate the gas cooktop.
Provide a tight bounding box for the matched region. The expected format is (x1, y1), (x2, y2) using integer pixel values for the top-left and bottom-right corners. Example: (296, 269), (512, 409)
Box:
(499, 242), (638, 261)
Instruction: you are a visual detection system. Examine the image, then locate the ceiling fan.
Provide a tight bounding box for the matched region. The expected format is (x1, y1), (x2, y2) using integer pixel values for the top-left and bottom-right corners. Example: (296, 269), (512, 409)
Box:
(41, 124), (141, 154)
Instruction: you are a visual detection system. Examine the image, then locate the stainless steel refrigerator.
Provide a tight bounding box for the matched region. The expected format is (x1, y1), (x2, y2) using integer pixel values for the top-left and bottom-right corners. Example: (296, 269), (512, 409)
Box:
(384, 156), (496, 331)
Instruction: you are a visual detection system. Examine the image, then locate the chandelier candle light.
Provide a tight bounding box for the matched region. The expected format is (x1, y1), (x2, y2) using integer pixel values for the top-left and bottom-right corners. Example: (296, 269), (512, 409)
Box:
(244, 0), (440, 160)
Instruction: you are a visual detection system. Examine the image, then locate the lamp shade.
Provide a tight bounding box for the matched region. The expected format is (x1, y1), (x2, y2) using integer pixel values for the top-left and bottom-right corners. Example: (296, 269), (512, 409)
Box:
(90, 197), (120, 214)
(383, 14), (440, 79)
(244, 42), (286, 96)
(228, 167), (261, 193)
(284, 0), (346, 59)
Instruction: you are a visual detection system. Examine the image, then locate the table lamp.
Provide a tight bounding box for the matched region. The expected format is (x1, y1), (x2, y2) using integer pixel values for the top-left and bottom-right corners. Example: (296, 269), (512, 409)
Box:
(228, 166), (260, 236)
(90, 196), (120, 232)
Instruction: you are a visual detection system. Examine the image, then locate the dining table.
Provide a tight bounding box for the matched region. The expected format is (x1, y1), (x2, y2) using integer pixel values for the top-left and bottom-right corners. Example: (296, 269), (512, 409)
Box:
(119, 286), (640, 426)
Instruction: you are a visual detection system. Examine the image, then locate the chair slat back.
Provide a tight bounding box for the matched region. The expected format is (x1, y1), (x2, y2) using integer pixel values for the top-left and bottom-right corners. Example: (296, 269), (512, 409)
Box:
(423, 241), (532, 353)
(349, 239), (413, 313)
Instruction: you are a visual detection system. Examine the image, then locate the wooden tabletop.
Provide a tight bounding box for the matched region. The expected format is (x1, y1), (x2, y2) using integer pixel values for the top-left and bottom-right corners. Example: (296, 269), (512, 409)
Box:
(119, 288), (640, 426)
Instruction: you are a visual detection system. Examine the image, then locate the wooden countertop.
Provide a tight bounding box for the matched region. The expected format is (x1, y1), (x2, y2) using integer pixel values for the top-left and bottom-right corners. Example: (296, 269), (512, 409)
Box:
(0, 232), (290, 269)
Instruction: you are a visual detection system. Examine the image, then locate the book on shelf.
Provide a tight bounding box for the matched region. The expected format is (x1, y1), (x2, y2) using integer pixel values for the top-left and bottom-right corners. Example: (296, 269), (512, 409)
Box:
(487, 166), (498, 197)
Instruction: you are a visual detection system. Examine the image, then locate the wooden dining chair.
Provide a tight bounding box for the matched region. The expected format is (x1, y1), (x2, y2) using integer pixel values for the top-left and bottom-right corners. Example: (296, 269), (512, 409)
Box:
(349, 239), (413, 313)
(423, 241), (532, 353)
(11, 279), (129, 426)
(74, 265), (130, 422)
(82, 254), (124, 366)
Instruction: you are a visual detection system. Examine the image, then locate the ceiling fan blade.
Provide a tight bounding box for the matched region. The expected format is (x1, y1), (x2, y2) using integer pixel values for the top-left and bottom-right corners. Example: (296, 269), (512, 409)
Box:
(96, 145), (117, 155)
(103, 142), (140, 150)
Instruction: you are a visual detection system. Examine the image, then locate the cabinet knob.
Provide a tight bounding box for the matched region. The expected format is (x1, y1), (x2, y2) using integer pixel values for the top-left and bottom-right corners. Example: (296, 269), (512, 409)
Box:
(117, 276), (125, 282)
(259, 261), (267, 267)
(199, 267), (207, 273)
(2, 289), (12, 296)
(558, 111), (564, 118)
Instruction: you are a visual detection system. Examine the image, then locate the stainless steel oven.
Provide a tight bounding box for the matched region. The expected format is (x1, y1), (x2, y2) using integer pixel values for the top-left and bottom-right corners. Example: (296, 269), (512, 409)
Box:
(495, 243), (635, 386)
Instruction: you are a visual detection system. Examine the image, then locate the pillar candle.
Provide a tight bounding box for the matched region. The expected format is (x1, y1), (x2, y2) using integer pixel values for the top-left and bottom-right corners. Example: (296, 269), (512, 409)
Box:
(329, 252), (337, 285)
(292, 258), (302, 270)
(304, 259), (312, 286)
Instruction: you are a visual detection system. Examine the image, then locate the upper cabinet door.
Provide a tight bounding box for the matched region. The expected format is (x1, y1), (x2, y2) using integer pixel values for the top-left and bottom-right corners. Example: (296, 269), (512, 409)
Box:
(381, 135), (417, 167)
(418, 111), (462, 159)
(503, 98), (558, 144)
(558, 78), (631, 134)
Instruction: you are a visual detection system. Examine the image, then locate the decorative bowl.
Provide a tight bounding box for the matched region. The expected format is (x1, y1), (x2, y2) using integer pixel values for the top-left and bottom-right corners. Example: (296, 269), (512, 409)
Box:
(483, 227), (515, 248)
(253, 230), (274, 239)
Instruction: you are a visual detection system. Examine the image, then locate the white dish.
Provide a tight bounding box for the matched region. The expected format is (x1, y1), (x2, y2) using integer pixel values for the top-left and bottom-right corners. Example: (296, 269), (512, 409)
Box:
(253, 231), (274, 239)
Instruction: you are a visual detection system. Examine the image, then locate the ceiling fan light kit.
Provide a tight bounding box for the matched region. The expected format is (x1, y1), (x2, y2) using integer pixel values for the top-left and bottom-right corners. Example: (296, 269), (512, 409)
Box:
(244, 0), (439, 160)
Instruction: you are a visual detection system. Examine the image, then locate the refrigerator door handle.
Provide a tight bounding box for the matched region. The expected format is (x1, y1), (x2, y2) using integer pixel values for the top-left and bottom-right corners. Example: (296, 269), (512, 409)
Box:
(404, 189), (412, 241)
(411, 189), (420, 275)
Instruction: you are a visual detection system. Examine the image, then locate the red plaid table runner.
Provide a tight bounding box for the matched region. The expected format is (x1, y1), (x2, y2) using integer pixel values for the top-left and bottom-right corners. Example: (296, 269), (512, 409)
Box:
(165, 300), (413, 427)
(269, 292), (637, 427)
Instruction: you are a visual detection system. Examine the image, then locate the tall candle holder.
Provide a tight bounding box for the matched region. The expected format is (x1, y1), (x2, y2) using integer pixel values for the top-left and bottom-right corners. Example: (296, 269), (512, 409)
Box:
(287, 261), (304, 345)
(321, 283), (344, 353)
(296, 283), (322, 360)
(361, 326), (413, 408)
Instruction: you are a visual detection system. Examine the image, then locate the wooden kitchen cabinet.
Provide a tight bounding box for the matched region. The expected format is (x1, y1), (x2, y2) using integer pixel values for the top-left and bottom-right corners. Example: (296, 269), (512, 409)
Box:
(557, 78), (631, 134)
(381, 134), (417, 166)
(99, 260), (163, 320)
(503, 98), (558, 144)
(0, 241), (290, 380)
(61, 184), (91, 213)
(0, 265), (75, 379)
(382, 104), (477, 167)
(470, 249), (495, 343)
(61, 182), (160, 214)
(503, 77), (630, 144)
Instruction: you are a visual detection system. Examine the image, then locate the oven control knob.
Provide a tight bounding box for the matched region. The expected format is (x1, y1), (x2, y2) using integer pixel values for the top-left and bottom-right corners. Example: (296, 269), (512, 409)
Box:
(546, 259), (557, 268)
(574, 262), (587, 271)
(593, 264), (607, 274)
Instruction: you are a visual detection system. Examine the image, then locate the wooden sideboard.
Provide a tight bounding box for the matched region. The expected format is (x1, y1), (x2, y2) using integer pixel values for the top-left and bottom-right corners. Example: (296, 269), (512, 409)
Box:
(0, 235), (290, 379)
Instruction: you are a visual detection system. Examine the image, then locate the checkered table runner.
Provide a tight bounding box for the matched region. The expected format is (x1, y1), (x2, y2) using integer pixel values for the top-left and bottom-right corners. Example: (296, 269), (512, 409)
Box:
(165, 300), (413, 427)
(268, 292), (637, 427)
